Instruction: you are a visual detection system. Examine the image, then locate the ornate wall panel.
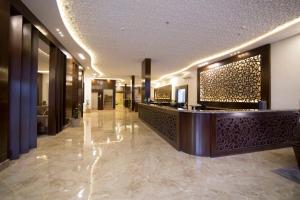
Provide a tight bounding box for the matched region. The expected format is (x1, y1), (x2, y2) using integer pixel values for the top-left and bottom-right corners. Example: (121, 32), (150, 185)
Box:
(154, 85), (172, 102)
(138, 104), (179, 148)
(213, 112), (299, 155)
(197, 45), (270, 109)
(200, 55), (261, 103)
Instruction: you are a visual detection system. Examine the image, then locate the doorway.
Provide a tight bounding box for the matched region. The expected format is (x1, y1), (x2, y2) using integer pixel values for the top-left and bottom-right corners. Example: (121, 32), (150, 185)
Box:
(91, 92), (98, 110)
(103, 89), (114, 110)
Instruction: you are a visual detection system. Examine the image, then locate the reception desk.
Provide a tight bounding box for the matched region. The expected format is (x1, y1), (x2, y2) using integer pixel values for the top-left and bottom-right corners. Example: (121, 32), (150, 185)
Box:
(138, 103), (299, 157)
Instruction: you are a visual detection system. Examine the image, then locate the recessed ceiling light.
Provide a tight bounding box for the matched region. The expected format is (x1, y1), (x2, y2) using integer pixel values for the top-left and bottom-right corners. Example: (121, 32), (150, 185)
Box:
(78, 53), (86, 60)
(56, 28), (60, 31)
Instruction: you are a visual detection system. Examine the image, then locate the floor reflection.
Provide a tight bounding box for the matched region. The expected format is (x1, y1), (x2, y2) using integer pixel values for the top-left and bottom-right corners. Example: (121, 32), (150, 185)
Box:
(0, 108), (299, 200)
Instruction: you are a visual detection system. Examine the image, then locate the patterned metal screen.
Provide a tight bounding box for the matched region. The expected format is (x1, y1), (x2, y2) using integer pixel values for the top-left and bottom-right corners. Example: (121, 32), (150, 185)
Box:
(199, 55), (261, 103)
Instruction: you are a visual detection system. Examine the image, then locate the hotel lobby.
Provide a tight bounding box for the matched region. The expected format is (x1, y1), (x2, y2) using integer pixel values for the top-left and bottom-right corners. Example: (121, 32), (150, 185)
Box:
(0, 0), (300, 199)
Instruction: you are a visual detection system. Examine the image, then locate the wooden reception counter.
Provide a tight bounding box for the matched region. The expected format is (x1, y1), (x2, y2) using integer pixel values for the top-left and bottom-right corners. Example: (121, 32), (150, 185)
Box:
(138, 103), (299, 157)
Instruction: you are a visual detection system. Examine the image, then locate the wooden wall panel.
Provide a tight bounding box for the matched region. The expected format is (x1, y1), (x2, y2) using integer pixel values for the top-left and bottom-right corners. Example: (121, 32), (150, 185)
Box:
(48, 45), (66, 135)
(29, 27), (38, 148)
(65, 59), (73, 123)
(72, 63), (78, 111)
(8, 15), (23, 159)
(20, 23), (32, 153)
(8, 16), (38, 159)
(131, 75), (135, 111)
(37, 73), (43, 106)
(141, 58), (151, 102)
(0, 0), (10, 162)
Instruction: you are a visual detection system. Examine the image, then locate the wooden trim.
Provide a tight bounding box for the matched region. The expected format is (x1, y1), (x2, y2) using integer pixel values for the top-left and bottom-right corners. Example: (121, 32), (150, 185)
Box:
(48, 45), (66, 135)
(8, 15), (23, 159)
(19, 23), (32, 153)
(197, 44), (271, 109)
(29, 27), (38, 148)
(0, 0), (10, 162)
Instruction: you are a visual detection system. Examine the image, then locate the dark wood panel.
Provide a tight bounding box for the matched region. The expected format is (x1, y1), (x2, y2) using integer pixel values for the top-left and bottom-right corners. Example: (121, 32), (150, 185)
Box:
(211, 111), (299, 157)
(179, 112), (211, 156)
(8, 15), (23, 159)
(138, 104), (179, 149)
(65, 59), (73, 122)
(131, 75), (135, 111)
(20, 23), (32, 153)
(37, 73), (43, 106)
(48, 45), (66, 135)
(72, 63), (78, 111)
(0, 0), (10, 162)
(141, 58), (151, 101)
(29, 27), (38, 148)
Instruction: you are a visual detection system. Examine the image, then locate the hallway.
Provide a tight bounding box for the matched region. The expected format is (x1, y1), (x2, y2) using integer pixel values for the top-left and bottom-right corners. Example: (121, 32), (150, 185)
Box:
(0, 109), (299, 200)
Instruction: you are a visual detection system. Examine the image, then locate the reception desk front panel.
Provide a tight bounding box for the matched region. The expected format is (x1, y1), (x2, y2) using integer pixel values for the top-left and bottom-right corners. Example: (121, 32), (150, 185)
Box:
(139, 104), (299, 157)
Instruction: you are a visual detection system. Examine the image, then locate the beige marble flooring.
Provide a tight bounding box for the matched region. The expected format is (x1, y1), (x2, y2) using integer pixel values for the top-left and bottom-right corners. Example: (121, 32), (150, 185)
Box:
(0, 108), (299, 200)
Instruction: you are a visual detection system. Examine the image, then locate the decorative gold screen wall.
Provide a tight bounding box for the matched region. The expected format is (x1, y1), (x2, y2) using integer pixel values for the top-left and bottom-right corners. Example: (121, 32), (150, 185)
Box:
(199, 55), (261, 103)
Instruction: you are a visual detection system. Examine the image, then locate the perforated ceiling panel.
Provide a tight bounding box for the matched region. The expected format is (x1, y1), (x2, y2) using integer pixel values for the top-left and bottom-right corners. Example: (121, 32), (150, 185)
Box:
(22, 0), (300, 79)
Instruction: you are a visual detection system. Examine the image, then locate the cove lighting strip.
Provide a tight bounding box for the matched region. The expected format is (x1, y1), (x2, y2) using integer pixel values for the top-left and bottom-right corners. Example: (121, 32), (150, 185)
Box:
(154, 16), (300, 82)
(56, 0), (103, 76)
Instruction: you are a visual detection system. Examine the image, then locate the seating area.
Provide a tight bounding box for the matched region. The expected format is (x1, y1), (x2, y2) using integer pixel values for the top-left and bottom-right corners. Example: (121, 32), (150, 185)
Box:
(37, 106), (48, 134)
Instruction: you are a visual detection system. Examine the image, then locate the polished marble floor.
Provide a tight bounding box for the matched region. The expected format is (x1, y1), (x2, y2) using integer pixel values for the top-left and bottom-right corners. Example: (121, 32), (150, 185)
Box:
(0, 108), (299, 200)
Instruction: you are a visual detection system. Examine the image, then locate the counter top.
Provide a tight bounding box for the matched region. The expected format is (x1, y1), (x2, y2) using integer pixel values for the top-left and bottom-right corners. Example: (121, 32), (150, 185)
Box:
(139, 103), (299, 114)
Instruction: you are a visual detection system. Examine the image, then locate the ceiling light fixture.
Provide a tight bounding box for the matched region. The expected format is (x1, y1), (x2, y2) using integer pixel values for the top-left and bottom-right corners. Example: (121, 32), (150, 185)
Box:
(38, 70), (49, 74)
(78, 53), (86, 60)
(197, 62), (209, 67)
(154, 16), (300, 82)
(61, 50), (72, 59)
(56, 0), (104, 76)
(34, 25), (47, 36)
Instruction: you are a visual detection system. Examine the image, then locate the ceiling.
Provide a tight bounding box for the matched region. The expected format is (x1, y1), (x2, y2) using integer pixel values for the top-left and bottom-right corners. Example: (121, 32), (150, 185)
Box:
(22, 0), (300, 81)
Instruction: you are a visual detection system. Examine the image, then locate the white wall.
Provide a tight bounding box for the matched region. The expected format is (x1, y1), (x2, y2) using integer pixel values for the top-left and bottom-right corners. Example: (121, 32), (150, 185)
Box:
(271, 34), (300, 110)
(84, 77), (92, 109)
(152, 68), (198, 106)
